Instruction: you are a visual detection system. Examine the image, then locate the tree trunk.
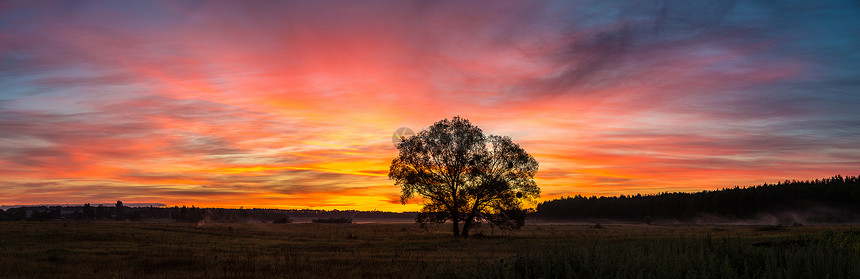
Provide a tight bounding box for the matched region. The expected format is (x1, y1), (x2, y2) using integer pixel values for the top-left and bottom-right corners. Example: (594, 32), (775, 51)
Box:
(461, 198), (482, 238)
(451, 207), (460, 236)
(461, 210), (477, 238)
(450, 190), (460, 236)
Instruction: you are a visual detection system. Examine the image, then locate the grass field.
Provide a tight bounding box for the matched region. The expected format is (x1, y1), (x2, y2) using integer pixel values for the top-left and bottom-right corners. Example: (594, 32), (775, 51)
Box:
(0, 221), (858, 278)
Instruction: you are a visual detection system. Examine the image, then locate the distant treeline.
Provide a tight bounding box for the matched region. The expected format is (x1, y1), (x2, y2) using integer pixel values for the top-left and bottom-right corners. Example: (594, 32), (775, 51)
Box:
(534, 175), (860, 224)
(0, 201), (416, 223)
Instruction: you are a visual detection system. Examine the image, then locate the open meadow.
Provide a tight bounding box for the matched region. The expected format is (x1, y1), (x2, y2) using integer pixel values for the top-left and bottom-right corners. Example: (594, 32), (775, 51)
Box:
(0, 221), (858, 278)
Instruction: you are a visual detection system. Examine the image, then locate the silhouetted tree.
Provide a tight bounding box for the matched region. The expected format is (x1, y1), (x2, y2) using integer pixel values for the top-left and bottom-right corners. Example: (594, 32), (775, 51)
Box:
(82, 203), (94, 220)
(115, 200), (124, 220)
(535, 175), (860, 223)
(390, 116), (540, 237)
(30, 209), (44, 221)
(9, 208), (26, 220)
(127, 210), (142, 221)
(95, 205), (105, 219)
(49, 206), (61, 219)
(72, 210), (83, 220)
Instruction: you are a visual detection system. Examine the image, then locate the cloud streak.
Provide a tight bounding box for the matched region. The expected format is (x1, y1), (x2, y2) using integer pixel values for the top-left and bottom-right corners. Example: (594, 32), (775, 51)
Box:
(1, 0), (858, 210)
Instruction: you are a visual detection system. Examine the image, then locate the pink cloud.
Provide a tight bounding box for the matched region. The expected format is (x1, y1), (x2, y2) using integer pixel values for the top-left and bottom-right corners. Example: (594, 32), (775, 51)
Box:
(0, 1), (858, 210)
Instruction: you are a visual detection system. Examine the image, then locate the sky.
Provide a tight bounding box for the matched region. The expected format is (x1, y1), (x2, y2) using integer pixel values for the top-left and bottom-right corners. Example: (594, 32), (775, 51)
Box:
(1, 0), (859, 211)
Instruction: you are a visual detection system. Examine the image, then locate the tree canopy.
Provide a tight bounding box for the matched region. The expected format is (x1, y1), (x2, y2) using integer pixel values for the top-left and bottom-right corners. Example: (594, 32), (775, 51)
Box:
(389, 116), (539, 237)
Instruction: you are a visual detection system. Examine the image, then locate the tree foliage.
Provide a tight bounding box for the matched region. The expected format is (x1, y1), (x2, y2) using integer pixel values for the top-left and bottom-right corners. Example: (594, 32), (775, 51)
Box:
(390, 116), (539, 236)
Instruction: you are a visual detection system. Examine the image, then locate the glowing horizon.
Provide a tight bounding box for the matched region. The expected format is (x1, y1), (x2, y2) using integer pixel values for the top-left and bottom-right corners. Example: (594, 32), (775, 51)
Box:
(1, 1), (859, 211)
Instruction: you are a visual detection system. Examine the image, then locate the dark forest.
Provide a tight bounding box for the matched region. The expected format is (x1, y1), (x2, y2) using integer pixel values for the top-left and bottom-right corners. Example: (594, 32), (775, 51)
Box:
(533, 175), (860, 224)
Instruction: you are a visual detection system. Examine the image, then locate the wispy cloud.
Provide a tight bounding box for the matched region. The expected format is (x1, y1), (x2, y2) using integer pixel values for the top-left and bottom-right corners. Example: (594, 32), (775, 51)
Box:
(1, 0), (858, 210)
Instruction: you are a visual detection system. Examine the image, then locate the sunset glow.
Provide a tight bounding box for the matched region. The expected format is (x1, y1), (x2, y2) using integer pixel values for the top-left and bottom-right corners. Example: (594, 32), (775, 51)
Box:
(1, 1), (859, 211)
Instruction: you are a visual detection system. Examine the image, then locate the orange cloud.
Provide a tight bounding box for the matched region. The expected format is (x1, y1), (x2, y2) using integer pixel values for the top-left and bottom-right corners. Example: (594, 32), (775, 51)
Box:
(1, 1), (858, 211)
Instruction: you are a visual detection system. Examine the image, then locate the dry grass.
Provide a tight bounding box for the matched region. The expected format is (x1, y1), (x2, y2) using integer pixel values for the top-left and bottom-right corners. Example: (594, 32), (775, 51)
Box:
(0, 221), (856, 278)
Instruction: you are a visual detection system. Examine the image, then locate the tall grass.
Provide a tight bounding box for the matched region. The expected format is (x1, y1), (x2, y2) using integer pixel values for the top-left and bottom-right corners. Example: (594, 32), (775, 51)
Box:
(446, 229), (860, 279)
(0, 222), (856, 278)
